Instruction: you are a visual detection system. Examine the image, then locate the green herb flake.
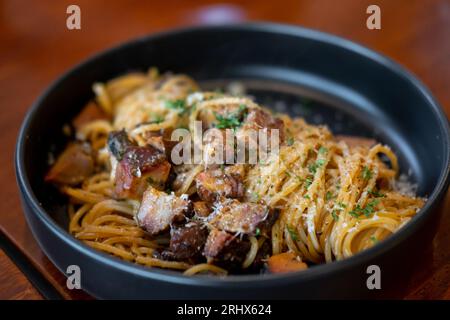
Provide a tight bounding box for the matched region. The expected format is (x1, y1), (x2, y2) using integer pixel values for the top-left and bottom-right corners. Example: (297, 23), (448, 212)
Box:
(304, 177), (313, 189)
(337, 202), (347, 209)
(165, 99), (186, 112)
(151, 114), (164, 124)
(255, 227), (261, 237)
(214, 105), (247, 130)
(316, 159), (326, 166)
(287, 226), (299, 241)
(362, 166), (373, 181)
(368, 189), (386, 198)
(349, 208), (361, 218)
(370, 236), (378, 244)
(304, 195), (310, 199)
(326, 191), (333, 201)
(215, 113), (241, 129)
(363, 199), (380, 217)
(238, 104), (247, 113)
(309, 158), (326, 174)
(318, 146), (328, 154)
(349, 199), (380, 218)
(331, 210), (339, 221)
(287, 137), (295, 146)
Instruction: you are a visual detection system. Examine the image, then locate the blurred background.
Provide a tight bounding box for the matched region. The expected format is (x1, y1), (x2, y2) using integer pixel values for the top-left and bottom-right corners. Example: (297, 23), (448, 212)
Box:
(0, 0), (449, 299)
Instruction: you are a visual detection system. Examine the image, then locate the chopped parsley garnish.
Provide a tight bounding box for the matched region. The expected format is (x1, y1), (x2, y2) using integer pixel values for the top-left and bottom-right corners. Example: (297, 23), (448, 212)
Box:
(365, 199), (380, 216)
(214, 104), (247, 130)
(287, 226), (299, 241)
(150, 114), (164, 124)
(331, 210), (339, 221)
(304, 195), (310, 199)
(336, 202), (347, 209)
(326, 191), (333, 201)
(287, 137), (295, 146)
(362, 166), (373, 180)
(308, 158), (326, 174)
(255, 227), (261, 237)
(304, 177), (313, 189)
(370, 236), (378, 244)
(368, 189), (386, 198)
(349, 199), (380, 218)
(349, 210), (360, 218)
(165, 99), (186, 112)
(238, 104), (247, 112)
(318, 146), (328, 154)
(215, 113), (241, 129)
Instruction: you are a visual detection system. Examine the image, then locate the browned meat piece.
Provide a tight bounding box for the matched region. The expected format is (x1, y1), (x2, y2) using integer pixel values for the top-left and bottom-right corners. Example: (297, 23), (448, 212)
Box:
(200, 105), (284, 165)
(336, 135), (376, 149)
(137, 187), (192, 235)
(142, 134), (179, 161)
(223, 164), (246, 179)
(107, 129), (135, 161)
(45, 143), (94, 186)
(267, 252), (308, 274)
(255, 207), (280, 237)
(114, 145), (170, 199)
(144, 135), (166, 153)
(193, 201), (212, 218)
(166, 221), (208, 261)
(208, 199), (278, 236)
(203, 229), (250, 269)
(72, 101), (109, 131)
(114, 161), (170, 199)
(237, 108), (285, 143)
(195, 169), (244, 203)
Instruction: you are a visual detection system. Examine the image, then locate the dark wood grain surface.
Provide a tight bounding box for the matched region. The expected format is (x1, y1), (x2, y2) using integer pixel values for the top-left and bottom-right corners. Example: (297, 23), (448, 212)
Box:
(0, 250), (42, 300)
(0, 0), (449, 299)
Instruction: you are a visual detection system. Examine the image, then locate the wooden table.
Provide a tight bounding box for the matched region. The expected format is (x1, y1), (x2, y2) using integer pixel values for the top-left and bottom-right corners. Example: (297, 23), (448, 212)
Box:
(0, 0), (449, 300)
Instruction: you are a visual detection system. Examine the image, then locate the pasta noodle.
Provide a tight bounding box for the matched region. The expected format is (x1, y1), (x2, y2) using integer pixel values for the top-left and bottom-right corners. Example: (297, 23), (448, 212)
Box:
(47, 68), (425, 275)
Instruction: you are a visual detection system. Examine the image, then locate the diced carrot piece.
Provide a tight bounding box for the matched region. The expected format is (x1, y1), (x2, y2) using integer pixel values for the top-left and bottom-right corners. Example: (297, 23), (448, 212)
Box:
(268, 252), (308, 273)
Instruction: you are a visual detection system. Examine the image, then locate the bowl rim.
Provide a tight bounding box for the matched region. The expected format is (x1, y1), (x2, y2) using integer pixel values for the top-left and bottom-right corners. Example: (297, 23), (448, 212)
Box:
(15, 22), (450, 288)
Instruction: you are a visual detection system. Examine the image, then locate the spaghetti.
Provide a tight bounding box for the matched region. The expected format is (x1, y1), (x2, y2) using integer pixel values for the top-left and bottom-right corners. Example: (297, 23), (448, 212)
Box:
(46, 68), (425, 275)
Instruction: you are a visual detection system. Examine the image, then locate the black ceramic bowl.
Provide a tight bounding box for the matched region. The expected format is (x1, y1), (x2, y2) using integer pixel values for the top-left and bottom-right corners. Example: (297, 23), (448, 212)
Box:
(16, 23), (450, 299)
